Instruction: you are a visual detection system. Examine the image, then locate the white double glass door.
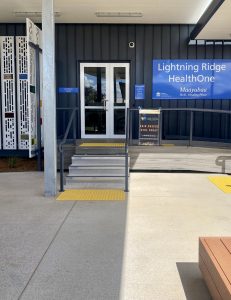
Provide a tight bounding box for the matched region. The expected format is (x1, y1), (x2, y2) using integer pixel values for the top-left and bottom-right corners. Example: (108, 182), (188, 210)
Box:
(80, 63), (129, 138)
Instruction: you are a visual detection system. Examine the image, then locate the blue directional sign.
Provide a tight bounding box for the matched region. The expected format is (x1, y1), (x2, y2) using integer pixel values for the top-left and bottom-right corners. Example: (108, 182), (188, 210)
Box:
(58, 87), (79, 94)
(152, 59), (231, 100)
(135, 84), (145, 100)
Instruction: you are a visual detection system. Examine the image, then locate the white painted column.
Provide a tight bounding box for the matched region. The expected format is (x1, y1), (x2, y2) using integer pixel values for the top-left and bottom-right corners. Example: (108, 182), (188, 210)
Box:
(42, 0), (57, 196)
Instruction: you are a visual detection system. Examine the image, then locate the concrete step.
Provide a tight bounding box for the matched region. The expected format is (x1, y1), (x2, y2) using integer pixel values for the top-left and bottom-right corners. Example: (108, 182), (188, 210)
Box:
(75, 148), (126, 155)
(68, 166), (125, 176)
(65, 176), (125, 189)
(72, 155), (128, 166)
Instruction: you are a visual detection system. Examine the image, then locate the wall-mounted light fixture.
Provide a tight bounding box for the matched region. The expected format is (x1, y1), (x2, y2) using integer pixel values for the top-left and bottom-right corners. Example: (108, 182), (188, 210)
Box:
(95, 12), (143, 18)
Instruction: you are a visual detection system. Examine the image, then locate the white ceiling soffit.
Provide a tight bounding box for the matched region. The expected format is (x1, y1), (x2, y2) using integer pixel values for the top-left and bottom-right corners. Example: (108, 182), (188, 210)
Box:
(196, 0), (231, 40)
(0, 0), (213, 24)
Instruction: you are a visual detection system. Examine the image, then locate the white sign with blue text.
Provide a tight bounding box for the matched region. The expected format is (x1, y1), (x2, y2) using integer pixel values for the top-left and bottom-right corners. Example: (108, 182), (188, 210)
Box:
(152, 59), (231, 100)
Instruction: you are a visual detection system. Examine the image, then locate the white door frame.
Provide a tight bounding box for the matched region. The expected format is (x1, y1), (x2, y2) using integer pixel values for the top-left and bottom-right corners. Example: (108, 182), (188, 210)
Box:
(80, 62), (130, 139)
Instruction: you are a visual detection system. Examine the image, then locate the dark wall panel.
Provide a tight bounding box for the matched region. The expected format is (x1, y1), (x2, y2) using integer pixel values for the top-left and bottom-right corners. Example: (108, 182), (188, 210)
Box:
(1, 23), (231, 141)
(178, 25), (188, 137)
(144, 25), (153, 108)
(169, 25), (179, 136)
(36, 22), (231, 142)
(118, 25), (128, 61)
(127, 25), (136, 104)
(152, 25), (162, 110)
(110, 26), (119, 60)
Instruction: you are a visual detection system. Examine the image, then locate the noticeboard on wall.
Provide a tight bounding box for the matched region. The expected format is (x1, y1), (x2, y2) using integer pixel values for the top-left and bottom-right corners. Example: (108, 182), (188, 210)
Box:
(139, 109), (160, 145)
(152, 59), (231, 100)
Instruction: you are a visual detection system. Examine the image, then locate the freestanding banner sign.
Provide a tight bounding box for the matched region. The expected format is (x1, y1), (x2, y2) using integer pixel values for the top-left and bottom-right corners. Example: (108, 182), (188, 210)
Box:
(152, 59), (231, 100)
(139, 109), (160, 145)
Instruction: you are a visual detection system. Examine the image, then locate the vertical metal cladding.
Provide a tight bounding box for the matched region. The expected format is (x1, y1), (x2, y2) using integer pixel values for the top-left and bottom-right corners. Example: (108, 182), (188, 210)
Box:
(56, 24), (231, 141)
(1, 24), (231, 142)
(0, 36), (17, 149)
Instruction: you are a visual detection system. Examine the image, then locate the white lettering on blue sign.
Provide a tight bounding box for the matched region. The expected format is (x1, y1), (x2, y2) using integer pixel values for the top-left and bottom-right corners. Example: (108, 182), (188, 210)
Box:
(153, 59), (231, 100)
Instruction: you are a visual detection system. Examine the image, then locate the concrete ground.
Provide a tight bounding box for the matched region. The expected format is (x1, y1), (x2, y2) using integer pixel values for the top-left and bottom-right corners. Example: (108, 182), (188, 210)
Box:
(0, 171), (231, 300)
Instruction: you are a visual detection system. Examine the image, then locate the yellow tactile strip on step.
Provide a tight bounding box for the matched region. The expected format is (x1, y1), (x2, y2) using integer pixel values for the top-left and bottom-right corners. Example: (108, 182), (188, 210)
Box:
(79, 143), (125, 147)
(208, 176), (231, 193)
(57, 189), (125, 201)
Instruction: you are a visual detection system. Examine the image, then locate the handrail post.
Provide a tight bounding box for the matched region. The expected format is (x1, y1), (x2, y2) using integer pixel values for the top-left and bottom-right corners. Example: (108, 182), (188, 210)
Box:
(159, 108), (162, 146)
(125, 149), (129, 192)
(189, 111), (194, 146)
(129, 109), (132, 145)
(58, 108), (78, 192)
(125, 108), (129, 192)
(73, 109), (77, 141)
(60, 146), (64, 192)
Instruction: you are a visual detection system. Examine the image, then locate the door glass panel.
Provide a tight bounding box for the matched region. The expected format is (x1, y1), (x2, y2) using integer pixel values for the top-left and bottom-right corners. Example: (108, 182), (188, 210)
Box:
(114, 109), (125, 135)
(84, 67), (106, 106)
(114, 67), (126, 107)
(85, 109), (106, 134)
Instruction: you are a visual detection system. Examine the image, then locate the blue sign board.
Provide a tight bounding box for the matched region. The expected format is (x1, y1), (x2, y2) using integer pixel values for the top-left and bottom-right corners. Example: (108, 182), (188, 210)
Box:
(19, 74), (28, 80)
(58, 87), (79, 94)
(152, 60), (231, 99)
(135, 84), (145, 100)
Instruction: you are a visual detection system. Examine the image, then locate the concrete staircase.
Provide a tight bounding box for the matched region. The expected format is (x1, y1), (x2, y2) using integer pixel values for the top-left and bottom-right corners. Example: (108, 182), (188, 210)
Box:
(65, 154), (129, 190)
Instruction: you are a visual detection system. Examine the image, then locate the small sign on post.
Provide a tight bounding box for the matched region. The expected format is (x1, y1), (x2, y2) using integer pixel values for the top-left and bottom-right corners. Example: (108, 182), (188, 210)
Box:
(139, 109), (160, 145)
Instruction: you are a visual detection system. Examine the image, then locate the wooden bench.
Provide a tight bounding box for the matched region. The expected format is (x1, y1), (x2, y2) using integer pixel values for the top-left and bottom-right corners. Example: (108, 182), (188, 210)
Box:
(199, 237), (231, 300)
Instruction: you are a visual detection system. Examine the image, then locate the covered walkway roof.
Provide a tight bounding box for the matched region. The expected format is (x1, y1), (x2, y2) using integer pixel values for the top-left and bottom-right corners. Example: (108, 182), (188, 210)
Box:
(0, 0), (230, 40)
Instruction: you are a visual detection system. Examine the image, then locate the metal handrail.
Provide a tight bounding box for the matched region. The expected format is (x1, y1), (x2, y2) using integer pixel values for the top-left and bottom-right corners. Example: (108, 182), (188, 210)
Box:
(58, 108), (77, 192)
(128, 107), (231, 146)
(129, 107), (231, 114)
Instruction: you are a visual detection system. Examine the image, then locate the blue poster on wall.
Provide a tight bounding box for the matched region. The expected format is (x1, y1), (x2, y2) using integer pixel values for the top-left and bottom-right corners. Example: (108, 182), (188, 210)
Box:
(152, 60), (231, 100)
(135, 84), (145, 100)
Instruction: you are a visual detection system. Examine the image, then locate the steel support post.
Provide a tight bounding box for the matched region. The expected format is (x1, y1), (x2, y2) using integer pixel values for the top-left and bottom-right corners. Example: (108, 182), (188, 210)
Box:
(42, 0), (57, 196)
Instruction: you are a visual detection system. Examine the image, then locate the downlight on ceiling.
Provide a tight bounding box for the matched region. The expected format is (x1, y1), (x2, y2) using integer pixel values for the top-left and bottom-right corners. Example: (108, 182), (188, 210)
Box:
(13, 12), (61, 18)
(95, 12), (143, 18)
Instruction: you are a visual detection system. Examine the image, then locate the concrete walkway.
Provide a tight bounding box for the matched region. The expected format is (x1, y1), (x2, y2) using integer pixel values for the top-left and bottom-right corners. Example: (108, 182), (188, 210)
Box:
(0, 171), (231, 299)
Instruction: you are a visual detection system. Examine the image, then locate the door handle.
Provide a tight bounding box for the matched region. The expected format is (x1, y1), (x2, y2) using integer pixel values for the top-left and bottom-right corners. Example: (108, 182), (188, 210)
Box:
(103, 99), (109, 111)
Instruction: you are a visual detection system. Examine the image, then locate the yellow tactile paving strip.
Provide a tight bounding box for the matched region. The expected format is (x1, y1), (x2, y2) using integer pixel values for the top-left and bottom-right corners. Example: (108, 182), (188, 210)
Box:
(208, 176), (231, 193)
(57, 189), (125, 201)
(79, 143), (125, 147)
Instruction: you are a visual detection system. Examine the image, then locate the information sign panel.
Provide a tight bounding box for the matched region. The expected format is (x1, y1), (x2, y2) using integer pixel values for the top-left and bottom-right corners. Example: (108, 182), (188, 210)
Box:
(139, 109), (160, 145)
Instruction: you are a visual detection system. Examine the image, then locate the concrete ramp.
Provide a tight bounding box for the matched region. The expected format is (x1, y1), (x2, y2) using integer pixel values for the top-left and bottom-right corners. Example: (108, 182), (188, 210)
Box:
(130, 146), (231, 173)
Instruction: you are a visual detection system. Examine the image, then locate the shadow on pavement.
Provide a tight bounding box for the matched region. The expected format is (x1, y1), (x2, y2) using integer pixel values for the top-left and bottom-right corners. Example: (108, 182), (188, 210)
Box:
(176, 262), (212, 300)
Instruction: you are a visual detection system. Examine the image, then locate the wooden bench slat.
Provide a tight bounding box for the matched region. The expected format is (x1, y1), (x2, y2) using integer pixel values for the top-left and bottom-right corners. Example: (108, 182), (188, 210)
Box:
(205, 238), (231, 287)
(199, 238), (231, 300)
(221, 238), (231, 255)
(199, 254), (223, 300)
